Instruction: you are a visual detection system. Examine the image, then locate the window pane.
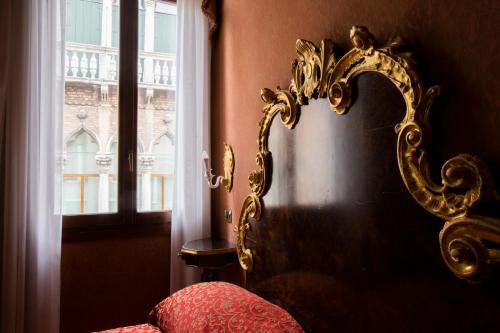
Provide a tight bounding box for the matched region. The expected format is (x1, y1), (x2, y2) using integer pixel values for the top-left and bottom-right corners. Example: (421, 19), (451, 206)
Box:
(63, 0), (120, 215)
(137, 1), (176, 212)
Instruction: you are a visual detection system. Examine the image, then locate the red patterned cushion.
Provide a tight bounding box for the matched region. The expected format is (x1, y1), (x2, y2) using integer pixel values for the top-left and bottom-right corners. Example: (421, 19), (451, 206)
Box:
(148, 282), (304, 333)
(95, 323), (161, 333)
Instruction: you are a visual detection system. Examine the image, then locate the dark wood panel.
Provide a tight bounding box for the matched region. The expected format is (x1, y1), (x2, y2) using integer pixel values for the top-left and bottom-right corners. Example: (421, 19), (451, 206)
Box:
(246, 73), (500, 332)
(61, 223), (171, 333)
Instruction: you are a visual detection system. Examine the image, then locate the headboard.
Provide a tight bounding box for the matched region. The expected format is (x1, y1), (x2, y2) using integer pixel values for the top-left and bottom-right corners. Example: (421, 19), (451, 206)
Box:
(236, 26), (500, 332)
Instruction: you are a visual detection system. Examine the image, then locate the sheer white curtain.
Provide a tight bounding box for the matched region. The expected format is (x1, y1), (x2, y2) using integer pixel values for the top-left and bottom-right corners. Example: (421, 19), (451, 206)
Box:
(1, 0), (64, 331)
(170, 0), (211, 293)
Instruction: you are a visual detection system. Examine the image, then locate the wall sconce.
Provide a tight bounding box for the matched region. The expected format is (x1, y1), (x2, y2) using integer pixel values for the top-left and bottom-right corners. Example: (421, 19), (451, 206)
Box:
(202, 144), (234, 192)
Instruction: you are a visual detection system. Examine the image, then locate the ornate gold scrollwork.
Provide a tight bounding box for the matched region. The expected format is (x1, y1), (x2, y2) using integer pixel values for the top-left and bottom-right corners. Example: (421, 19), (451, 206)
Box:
(235, 194), (262, 272)
(439, 216), (500, 283)
(235, 25), (500, 281)
(290, 39), (336, 102)
(248, 88), (298, 198)
(221, 144), (234, 192)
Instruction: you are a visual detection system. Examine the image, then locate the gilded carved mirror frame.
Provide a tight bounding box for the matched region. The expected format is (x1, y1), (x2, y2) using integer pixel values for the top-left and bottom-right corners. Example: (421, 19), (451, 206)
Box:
(235, 26), (500, 283)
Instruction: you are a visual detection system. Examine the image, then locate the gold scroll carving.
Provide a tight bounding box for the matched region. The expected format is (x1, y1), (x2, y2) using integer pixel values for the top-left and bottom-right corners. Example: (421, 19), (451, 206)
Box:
(235, 26), (500, 282)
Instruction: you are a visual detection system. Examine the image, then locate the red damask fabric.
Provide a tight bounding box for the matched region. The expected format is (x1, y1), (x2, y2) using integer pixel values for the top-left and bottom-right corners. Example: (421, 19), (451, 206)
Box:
(95, 323), (161, 333)
(148, 282), (304, 333)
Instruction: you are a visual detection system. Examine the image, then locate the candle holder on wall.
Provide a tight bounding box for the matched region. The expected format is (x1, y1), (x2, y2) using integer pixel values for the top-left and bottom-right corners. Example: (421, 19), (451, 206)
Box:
(202, 144), (234, 192)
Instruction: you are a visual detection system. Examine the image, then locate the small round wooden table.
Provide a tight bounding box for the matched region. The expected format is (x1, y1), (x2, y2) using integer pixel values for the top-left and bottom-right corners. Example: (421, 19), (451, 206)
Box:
(179, 238), (238, 282)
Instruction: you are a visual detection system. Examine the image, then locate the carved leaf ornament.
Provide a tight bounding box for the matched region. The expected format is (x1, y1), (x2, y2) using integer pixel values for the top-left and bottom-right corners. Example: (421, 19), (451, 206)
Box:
(236, 26), (500, 283)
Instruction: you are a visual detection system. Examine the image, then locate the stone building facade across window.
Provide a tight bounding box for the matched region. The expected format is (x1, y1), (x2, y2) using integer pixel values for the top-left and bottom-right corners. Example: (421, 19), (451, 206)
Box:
(63, 0), (176, 214)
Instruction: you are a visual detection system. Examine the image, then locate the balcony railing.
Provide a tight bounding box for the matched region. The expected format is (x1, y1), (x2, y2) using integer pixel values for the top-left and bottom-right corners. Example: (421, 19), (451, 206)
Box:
(63, 172), (172, 214)
(63, 173), (102, 214)
(65, 42), (176, 90)
(151, 172), (172, 210)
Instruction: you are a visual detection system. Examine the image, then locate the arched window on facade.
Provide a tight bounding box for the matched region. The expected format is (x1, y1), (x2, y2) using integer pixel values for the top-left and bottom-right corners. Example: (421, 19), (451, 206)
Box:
(151, 134), (174, 211)
(63, 129), (99, 214)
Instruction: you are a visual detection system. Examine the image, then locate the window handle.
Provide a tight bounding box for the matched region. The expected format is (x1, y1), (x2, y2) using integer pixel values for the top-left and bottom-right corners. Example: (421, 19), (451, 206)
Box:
(128, 151), (134, 173)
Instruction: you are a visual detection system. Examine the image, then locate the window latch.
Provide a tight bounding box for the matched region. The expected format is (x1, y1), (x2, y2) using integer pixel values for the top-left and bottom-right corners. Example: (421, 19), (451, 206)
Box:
(128, 151), (134, 173)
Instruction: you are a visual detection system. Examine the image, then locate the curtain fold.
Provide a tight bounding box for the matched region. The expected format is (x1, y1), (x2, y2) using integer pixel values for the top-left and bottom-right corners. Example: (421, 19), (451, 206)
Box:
(1, 0), (64, 331)
(170, 0), (212, 294)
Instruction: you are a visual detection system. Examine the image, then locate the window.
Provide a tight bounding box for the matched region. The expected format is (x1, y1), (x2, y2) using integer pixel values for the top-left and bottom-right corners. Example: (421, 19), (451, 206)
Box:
(63, 129), (100, 214)
(63, 0), (176, 227)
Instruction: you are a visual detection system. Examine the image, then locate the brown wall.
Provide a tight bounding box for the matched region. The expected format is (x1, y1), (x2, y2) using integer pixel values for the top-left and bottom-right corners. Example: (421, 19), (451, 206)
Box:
(61, 225), (170, 333)
(211, 0), (500, 248)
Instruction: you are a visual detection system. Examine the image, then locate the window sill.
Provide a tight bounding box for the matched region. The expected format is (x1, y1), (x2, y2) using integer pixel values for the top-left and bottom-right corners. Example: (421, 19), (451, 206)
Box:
(62, 211), (172, 242)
